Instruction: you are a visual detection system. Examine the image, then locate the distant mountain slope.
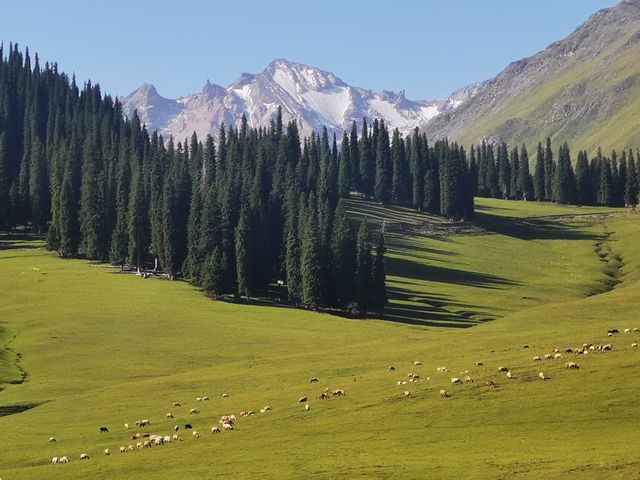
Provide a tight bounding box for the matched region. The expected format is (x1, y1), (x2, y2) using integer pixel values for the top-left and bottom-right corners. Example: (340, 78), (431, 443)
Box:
(121, 59), (479, 141)
(423, 0), (640, 152)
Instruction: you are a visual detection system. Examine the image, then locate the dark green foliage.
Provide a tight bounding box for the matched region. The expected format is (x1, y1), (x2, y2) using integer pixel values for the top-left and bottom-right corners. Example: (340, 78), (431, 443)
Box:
(533, 142), (545, 201)
(574, 151), (592, 205)
(625, 152), (638, 207)
(370, 233), (387, 314)
(330, 200), (356, 309)
(355, 220), (372, 314)
(552, 143), (575, 204)
(518, 145), (534, 201)
(201, 247), (224, 295)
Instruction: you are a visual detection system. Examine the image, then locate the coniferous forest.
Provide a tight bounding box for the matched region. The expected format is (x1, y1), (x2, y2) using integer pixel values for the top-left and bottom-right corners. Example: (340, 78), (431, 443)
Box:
(2, 46), (638, 316)
(0, 45), (476, 316)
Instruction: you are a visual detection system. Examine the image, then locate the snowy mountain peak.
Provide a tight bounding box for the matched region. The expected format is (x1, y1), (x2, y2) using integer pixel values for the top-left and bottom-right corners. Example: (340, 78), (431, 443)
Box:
(121, 60), (478, 141)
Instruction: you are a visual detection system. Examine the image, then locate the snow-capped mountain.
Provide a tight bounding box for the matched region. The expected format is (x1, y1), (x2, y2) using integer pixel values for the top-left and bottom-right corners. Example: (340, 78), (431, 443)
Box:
(121, 58), (477, 141)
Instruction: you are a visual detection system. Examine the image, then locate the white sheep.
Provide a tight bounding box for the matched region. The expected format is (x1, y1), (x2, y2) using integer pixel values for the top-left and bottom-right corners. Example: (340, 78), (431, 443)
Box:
(451, 377), (463, 385)
(632, 343), (638, 348)
(48, 436), (56, 442)
(192, 431), (199, 438)
(52, 457), (59, 464)
(565, 362), (579, 369)
(538, 372), (547, 380)
(304, 404), (310, 411)
(222, 393), (229, 398)
(189, 408), (198, 414)
(533, 356), (542, 362)
(59, 456), (69, 463)
(166, 413), (174, 419)
(439, 389), (449, 398)
(80, 453), (89, 460)
(143, 440), (151, 448)
(163, 435), (172, 443)
(202, 396), (210, 401)
(624, 328), (631, 334)
(404, 390), (412, 397)
(211, 426), (221, 434)
(119, 447), (126, 453)
(172, 434), (181, 442)
(414, 360), (422, 366)
(476, 361), (484, 366)
(104, 448), (110, 456)
(544, 354), (553, 360)
(554, 353), (562, 359)
(506, 371), (513, 379)
(124, 423), (129, 429)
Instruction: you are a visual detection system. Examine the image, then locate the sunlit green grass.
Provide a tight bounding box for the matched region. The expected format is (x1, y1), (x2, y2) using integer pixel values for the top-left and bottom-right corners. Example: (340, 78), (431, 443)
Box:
(1, 198), (639, 479)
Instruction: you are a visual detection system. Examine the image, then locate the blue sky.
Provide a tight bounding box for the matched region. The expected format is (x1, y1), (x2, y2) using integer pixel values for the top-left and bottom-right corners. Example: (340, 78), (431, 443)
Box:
(1, 0), (618, 100)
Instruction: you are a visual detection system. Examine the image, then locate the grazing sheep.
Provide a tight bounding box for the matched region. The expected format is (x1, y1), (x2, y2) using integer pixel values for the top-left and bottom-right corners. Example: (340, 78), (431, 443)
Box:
(624, 328), (631, 334)
(196, 397), (202, 402)
(451, 377), (463, 385)
(304, 404), (310, 411)
(230, 414), (237, 423)
(119, 447), (126, 453)
(263, 405), (272, 411)
(310, 377), (319, 383)
(565, 362), (579, 369)
(211, 426), (221, 434)
(602, 344), (612, 351)
(163, 435), (172, 443)
(414, 360), (423, 366)
(298, 396), (308, 403)
(609, 329), (620, 335)
(174, 425), (179, 432)
(222, 393), (229, 398)
(172, 434), (180, 442)
(544, 354), (553, 360)
(533, 356), (542, 362)
(49, 436), (56, 443)
(140, 419), (150, 427)
(137, 442), (144, 449)
(332, 389), (346, 397)
(104, 449), (110, 456)
(59, 456), (69, 463)
(154, 437), (163, 446)
(202, 396), (210, 401)
(99, 426), (109, 433)
(52, 457), (59, 464)
(80, 453), (89, 460)
(465, 376), (474, 384)
(389, 366), (396, 372)
(554, 353), (562, 359)
(166, 413), (174, 419)
(190, 408), (198, 415)
(498, 367), (509, 373)
(485, 380), (497, 389)
(404, 390), (412, 398)
(506, 371), (513, 379)
(608, 332), (614, 337)
(143, 441), (151, 448)
(127, 445), (134, 452)
(172, 402), (181, 407)
(538, 372), (547, 380)
(633, 328), (639, 333)
(523, 344), (529, 349)
(192, 431), (199, 438)
(632, 343), (638, 348)
(319, 392), (330, 400)
(439, 389), (449, 398)
(476, 361), (484, 366)
(220, 415), (232, 424)
(124, 423), (129, 429)
(436, 367), (448, 373)
(223, 422), (234, 430)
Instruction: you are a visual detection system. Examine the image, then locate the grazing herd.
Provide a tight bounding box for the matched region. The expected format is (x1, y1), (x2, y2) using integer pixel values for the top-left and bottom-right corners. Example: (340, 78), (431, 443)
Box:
(47, 327), (636, 466)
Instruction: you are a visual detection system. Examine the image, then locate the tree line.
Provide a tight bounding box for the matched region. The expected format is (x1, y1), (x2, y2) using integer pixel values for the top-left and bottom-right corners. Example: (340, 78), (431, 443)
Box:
(472, 138), (640, 207)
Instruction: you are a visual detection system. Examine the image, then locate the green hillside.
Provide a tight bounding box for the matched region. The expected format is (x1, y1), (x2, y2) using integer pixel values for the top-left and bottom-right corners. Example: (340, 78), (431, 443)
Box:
(1, 198), (639, 479)
(425, 1), (640, 154)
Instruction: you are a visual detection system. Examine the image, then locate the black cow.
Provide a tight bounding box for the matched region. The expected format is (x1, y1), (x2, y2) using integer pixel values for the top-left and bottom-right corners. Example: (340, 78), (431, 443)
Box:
(185, 424), (193, 429)
(99, 426), (109, 433)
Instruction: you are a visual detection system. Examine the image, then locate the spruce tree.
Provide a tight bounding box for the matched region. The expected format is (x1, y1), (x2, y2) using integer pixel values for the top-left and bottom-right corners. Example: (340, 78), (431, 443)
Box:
(355, 219), (372, 314)
(625, 154), (639, 208)
(370, 232), (387, 314)
(553, 143), (575, 204)
(544, 137), (555, 200)
(201, 246), (224, 296)
(574, 151), (592, 205)
(533, 142), (545, 201)
(518, 144), (534, 201)
(300, 195), (325, 308)
(330, 200), (356, 309)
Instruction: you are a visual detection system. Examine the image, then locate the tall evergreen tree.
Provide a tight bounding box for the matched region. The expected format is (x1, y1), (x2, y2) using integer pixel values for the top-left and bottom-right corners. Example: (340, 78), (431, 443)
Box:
(330, 200), (356, 309)
(533, 142), (545, 201)
(355, 219), (372, 314)
(370, 232), (387, 314)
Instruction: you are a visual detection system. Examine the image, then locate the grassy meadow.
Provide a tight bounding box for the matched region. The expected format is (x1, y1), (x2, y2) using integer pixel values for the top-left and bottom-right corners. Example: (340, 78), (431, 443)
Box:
(1, 197), (639, 479)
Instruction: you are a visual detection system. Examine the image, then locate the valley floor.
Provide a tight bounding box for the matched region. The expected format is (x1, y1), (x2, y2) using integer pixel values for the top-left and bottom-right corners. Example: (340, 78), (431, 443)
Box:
(1, 198), (639, 480)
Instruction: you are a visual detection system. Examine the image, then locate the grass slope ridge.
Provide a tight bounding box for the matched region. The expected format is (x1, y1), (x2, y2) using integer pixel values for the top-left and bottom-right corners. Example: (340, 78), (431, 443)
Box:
(0, 199), (639, 479)
(423, 0), (640, 153)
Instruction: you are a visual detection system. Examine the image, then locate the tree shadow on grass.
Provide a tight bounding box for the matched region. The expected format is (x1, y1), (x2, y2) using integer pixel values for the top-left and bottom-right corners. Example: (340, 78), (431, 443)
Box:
(473, 212), (606, 241)
(0, 232), (42, 251)
(387, 255), (519, 290)
(382, 287), (496, 328)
